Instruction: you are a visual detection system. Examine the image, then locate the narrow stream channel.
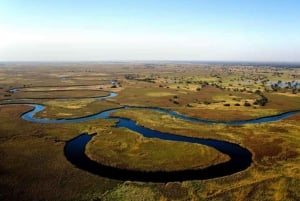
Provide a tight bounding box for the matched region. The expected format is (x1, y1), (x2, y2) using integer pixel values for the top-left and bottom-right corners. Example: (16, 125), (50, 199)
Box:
(2, 90), (300, 182)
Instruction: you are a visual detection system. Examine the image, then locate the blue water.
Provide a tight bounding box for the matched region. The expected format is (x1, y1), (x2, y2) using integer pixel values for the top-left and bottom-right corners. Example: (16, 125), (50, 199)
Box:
(21, 102), (299, 125)
(2, 90), (300, 182)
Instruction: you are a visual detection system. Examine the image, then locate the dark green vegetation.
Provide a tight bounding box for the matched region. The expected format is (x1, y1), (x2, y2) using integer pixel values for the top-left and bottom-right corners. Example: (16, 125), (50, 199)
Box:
(0, 63), (300, 201)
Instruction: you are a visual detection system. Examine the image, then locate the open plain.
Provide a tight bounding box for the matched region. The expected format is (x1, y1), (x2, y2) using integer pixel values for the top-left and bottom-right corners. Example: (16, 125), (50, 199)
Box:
(0, 62), (300, 201)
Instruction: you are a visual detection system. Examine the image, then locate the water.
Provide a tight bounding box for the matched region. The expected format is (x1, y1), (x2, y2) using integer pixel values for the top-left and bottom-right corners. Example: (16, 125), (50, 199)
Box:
(2, 90), (300, 182)
(64, 132), (251, 182)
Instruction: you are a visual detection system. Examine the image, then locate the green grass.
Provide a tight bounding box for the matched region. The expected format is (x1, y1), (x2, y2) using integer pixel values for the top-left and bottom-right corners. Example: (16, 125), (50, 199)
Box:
(86, 128), (229, 172)
(109, 108), (300, 200)
(36, 99), (120, 119)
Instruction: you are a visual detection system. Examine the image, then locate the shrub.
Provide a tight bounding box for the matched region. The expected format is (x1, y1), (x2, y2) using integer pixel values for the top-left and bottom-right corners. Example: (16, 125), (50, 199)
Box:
(173, 100), (179, 104)
(203, 101), (211, 105)
(244, 102), (251, 107)
(254, 95), (268, 106)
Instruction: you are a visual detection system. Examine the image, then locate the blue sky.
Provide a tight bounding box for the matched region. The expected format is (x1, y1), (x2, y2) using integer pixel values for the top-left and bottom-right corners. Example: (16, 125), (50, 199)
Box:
(1, 0), (300, 61)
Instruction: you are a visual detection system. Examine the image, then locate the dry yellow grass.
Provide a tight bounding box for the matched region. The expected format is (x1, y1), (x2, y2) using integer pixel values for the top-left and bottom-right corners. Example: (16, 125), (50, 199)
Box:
(1, 64), (300, 201)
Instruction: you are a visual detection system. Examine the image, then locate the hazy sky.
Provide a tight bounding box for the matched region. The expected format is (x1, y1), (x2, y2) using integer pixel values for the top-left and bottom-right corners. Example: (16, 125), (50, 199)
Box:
(1, 0), (300, 62)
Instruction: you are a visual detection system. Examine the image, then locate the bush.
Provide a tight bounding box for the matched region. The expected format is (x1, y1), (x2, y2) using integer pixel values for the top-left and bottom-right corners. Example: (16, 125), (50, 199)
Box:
(254, 95), (268, 106)
(244, 102), (251, 107)
(173, 100), (179, 104)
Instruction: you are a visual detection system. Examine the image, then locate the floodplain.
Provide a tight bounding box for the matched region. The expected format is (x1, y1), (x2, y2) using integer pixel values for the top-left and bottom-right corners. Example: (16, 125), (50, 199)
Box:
(0, 62), (300, 201)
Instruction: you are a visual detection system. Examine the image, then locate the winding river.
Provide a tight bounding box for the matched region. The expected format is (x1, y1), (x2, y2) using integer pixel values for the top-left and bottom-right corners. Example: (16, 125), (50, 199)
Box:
(2, 90), (300, 182)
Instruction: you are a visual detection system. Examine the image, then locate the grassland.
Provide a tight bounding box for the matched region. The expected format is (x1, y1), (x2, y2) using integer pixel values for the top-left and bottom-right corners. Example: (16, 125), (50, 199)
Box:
(0, 105), (122, 201)
(109, 109), (300, 201)
(0, 63), (300, 201)
(35, 99), (120, 119)
(3, 89), (109, 99)
(86, 128), (229, 171)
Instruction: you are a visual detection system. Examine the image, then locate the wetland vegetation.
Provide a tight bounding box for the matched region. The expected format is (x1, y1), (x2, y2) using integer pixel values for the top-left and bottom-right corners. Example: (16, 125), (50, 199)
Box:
(0, 62), (300, 201)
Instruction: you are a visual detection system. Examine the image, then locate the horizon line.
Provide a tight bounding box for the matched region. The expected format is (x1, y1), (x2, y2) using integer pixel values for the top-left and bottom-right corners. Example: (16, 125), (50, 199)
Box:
(1, 59), (300, 63)
(1, 60), (300, 66)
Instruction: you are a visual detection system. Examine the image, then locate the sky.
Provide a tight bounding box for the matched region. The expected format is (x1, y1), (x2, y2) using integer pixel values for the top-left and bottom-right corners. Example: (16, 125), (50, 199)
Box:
(0, 0), (300, 62)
